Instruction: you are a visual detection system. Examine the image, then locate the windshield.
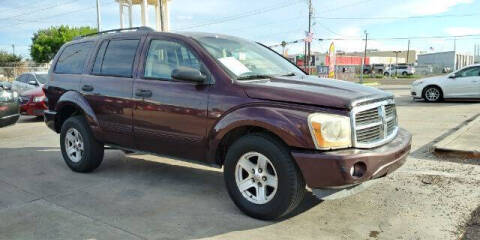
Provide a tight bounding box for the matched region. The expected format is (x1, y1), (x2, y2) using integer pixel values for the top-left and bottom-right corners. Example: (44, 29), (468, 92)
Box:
(36, 74), (48, 84)
(194, 35), (305, 80)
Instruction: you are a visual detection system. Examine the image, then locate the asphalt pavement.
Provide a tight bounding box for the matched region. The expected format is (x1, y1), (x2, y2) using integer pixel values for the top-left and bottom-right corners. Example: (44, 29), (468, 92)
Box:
(0, 85), (479, 240)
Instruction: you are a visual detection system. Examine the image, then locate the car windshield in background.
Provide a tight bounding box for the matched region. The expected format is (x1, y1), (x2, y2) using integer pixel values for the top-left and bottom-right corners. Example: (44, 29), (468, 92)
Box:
(194, 36), (305, 80)
(36, 74), (48, 84)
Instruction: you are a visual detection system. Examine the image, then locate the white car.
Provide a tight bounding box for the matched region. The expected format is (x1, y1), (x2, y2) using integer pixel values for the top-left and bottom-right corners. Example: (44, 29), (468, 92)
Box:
(384, 65), (415, 76)
(11, 72), (48, 95)
(411, 64), (480, 102)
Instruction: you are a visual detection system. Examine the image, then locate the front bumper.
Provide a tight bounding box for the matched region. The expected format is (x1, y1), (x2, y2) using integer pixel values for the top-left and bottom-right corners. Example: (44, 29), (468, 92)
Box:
(291, 128), (411, 198)
(44, 110), (57, 132)
(20, 102), (47, 116)
(411, 85), (423, 99)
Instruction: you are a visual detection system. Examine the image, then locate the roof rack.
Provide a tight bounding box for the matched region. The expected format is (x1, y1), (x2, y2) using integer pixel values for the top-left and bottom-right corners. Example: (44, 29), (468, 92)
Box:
(74, 26), (154, 40)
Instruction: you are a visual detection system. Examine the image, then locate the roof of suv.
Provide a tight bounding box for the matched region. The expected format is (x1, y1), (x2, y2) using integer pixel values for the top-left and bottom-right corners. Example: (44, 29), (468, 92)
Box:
(69, 27), (246, 45)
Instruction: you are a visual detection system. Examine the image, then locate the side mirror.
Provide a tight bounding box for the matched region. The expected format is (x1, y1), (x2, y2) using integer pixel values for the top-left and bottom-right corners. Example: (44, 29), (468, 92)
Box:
(171, 67), (207, 84)
(28, 80), (38, 86)
(448, 74), (456, 79)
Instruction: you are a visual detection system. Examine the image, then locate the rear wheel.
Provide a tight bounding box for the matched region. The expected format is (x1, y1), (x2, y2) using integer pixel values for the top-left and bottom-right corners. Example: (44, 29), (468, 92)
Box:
(60, 115), (104, 172)
(224, 133), (306, 220)
(423, 86), (442, 102)
(402, 71), (408, 76)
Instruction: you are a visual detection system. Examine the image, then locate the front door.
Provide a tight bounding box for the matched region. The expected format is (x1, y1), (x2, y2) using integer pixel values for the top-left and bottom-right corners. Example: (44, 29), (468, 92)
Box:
(133, 37), (210, 161)
(81, 38), (143, 147)
(444, 66), (480, 98)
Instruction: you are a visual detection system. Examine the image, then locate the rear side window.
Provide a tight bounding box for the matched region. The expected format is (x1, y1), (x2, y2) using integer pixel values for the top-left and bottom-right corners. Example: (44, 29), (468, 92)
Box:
(55, 42), (94, 74)
(15, 74), (27, 83)
(92, 39), (139, 77)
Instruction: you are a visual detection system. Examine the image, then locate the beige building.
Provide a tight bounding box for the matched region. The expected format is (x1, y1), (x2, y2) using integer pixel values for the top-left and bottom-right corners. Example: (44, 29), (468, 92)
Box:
(344, 50), (417, 64)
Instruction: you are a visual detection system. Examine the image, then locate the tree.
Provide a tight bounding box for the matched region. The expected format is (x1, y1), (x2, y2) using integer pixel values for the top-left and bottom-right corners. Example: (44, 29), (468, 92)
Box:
(30, 25), (96, 63)
(0, 51), (22, 65)
(0, 51), (22, 78)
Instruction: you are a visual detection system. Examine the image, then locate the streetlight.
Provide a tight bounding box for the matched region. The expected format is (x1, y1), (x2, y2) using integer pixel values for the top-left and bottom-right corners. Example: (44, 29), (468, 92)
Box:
(393, 51), (401, 78)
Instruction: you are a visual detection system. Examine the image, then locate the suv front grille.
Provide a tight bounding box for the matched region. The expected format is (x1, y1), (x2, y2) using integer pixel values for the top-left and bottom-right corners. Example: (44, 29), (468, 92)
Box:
(352, 99), (398, 148)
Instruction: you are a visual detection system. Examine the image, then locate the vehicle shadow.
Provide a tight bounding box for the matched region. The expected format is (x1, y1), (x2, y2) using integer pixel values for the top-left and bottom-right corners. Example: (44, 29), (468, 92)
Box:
(0, 147), (322, 239)
(16, 115), (43, 123)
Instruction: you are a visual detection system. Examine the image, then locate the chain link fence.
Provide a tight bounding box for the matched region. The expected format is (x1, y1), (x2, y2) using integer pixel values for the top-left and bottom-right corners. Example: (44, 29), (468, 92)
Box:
(0, 62), (50, 82)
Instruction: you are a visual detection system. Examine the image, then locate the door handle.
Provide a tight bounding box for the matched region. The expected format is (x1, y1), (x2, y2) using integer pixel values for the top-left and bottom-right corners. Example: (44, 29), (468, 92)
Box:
(82, 85), (94, 92)
(135, 89), (152, 98)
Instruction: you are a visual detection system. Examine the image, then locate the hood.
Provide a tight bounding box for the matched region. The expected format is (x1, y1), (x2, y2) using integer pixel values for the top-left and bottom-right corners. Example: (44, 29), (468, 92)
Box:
(240, 76), (392, 110)
(21, 86), (45, 97)
(415, 75), (446, 84)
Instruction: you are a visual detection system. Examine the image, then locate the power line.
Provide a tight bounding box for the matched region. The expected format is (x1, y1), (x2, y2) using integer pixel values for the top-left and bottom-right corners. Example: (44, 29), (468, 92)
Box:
(0, 0), (83, 22)
(268, 34), (480, 47)
(173, 0), (304, 30)
(314, 12), (480, 20)
(0, 1), (116, 29)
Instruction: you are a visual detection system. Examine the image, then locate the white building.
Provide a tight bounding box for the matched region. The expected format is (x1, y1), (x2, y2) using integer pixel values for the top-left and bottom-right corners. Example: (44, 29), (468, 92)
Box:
(417, 51), (474, 71)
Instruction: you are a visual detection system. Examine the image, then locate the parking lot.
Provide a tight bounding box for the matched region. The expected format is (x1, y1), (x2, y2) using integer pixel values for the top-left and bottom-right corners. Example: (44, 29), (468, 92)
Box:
(0, 84), (479, 240)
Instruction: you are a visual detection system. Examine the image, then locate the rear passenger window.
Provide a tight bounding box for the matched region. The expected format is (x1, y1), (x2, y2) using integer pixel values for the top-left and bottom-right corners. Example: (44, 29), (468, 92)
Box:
(92, 39), (139, 77)
(55, 42), (93, 74)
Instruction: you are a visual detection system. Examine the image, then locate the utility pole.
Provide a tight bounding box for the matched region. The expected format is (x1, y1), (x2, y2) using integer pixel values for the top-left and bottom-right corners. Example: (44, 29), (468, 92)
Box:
(307, 0), (312, 75)
(360, 30), (368, 84)
(96, 0), (101, 32)
(393, 51), (401, 77)
(454, 37), (457, 52)
(406, 39), (410, 64)
(11, 44), (15, 56)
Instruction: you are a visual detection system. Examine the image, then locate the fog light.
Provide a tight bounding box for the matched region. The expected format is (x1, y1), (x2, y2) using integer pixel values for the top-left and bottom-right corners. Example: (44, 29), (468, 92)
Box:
(350, 162), (367, 178)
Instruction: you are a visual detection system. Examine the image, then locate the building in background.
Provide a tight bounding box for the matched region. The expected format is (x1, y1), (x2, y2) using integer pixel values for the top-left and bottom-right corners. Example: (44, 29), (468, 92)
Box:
(417, 51), (474, 72)
(346, 50), (417, 64)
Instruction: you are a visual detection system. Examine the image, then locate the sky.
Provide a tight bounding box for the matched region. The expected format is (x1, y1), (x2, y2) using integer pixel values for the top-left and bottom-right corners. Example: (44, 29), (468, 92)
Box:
(0, 0), (479, 59)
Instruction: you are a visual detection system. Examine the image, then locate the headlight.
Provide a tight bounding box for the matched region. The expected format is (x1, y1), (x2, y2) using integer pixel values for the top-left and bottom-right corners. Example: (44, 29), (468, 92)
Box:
(308, 113), (352, 150)
(33, 96), (46, 102)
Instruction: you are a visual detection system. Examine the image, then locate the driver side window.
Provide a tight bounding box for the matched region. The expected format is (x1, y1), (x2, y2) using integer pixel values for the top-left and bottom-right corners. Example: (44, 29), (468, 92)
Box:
(456, 67), (480, 78)
(144, 40), (201, 80)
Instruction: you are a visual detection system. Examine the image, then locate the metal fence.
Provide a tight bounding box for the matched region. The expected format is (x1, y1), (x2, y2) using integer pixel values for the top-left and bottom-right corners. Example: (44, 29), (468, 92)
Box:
(0, 63), (50, 82)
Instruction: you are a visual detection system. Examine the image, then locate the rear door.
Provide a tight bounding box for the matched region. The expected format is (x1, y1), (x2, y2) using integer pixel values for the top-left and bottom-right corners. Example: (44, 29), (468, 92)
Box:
(81, 37), (143, 147)
(444, 66), (480, 98)
(132, 36), (210, 161)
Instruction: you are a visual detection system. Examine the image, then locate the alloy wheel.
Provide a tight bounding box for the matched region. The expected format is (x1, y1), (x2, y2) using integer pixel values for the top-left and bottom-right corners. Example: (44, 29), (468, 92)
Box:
(235, 152), (278, 204)
(425, 88), (440, 102)
(65, 128), (84, 163)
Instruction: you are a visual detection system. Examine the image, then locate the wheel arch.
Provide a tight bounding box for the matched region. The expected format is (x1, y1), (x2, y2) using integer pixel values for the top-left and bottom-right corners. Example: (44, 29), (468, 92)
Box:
(208, 106), (314, 166)
(422, 84), (444, 99)
(54, 91), (100, 135)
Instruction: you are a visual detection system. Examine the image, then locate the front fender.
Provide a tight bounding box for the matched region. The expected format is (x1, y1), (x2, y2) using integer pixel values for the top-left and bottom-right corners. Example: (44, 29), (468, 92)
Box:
(208, 105), (316, 161)
(55, 91), (100, 134)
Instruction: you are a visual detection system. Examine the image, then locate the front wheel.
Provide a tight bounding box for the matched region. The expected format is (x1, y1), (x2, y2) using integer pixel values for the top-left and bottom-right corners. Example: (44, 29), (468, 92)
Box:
(423, 86), (442, 102)
(224, 133), (306, 220)
(60, 115), (104, 172)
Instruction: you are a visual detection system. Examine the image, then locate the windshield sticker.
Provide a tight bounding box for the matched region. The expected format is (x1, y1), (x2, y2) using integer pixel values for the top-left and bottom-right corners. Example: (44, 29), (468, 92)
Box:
(218, 57), (250, 76)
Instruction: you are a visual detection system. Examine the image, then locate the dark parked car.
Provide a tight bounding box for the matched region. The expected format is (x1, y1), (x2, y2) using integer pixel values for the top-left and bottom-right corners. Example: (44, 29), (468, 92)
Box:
(43, 27), (411, 220)
(0, 86), (20, 128)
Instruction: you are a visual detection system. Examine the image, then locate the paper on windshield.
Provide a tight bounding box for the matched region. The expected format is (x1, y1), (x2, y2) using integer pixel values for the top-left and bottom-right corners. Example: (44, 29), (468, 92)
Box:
(218, 57), (250, 76)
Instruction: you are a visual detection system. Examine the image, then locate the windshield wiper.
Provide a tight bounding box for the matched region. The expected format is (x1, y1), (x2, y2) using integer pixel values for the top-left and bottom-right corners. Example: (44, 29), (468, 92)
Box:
(237, 74), (273, 80)
(280, 72), (296, 77)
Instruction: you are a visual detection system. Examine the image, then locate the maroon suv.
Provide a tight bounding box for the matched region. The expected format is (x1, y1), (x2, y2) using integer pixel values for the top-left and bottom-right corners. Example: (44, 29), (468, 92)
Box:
(43, 27), (411, 220)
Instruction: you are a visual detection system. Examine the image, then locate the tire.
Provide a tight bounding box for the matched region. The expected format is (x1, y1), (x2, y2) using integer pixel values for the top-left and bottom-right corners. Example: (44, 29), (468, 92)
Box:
(384, 72), (389, 76)
(402, 71), (408, 76)
(223, 133), (306, 220)
(423, 86), (442, 102)
(60, 115), (104, 172)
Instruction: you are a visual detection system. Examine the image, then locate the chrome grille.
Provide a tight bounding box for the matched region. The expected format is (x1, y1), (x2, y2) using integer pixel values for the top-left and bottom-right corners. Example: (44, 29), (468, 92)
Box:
(351, 99), (398, 148)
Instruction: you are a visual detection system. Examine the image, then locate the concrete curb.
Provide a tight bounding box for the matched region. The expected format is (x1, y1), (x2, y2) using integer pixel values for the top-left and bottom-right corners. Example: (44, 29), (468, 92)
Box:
(434, 114), (480, 158)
